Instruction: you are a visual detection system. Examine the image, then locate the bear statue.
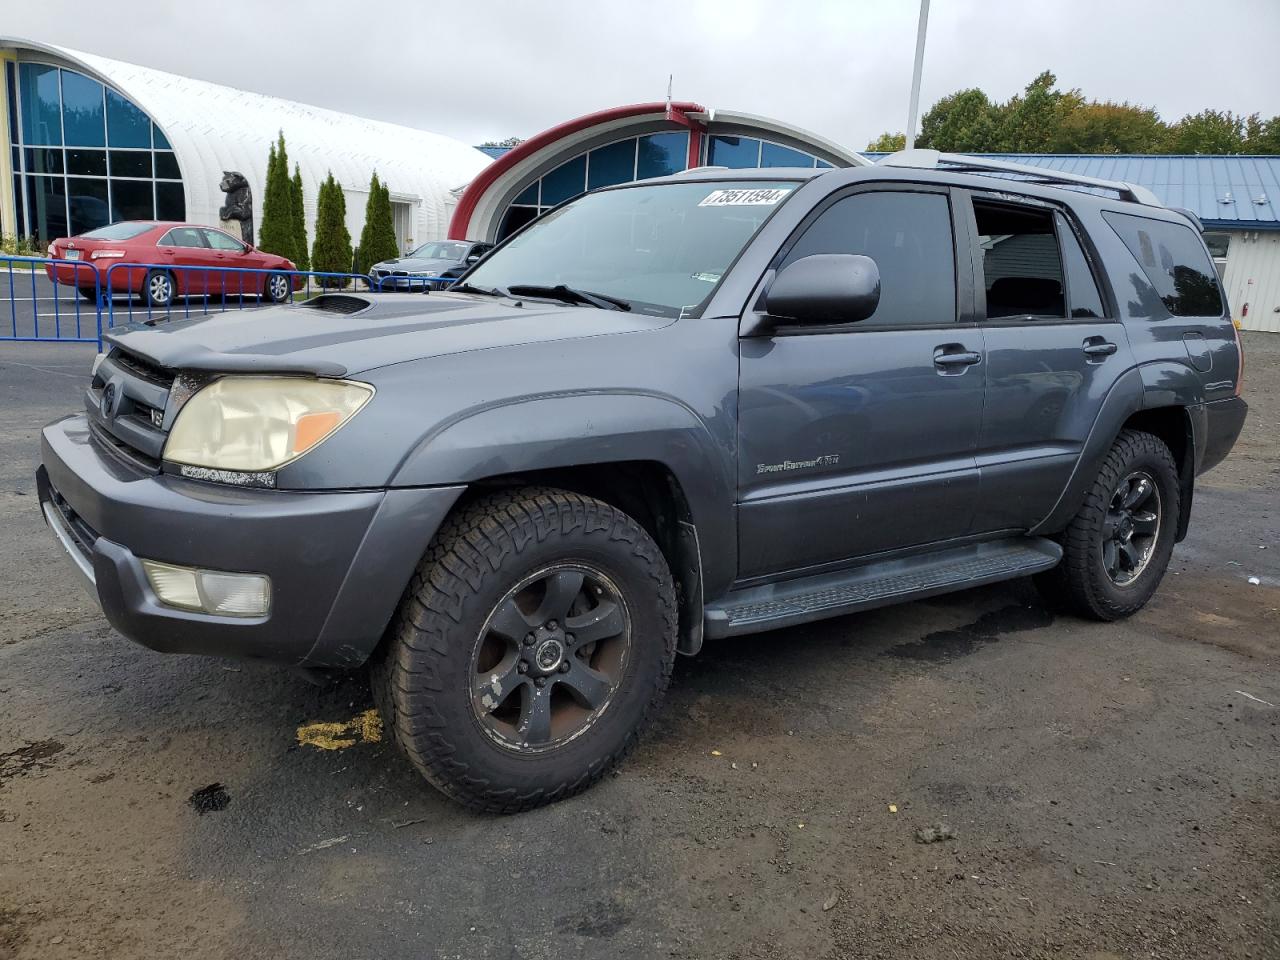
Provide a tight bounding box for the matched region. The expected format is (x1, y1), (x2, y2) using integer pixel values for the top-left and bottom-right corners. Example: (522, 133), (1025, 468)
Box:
(218, 171), (254, 243)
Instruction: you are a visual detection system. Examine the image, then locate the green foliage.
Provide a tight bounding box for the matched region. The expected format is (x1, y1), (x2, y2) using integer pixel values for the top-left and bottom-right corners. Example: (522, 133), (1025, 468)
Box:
(918, 88), (1002, 152)
(865, 131), (906, 152)
(311, 172), (353, 288)
(1163, 110), (1247, 154)
(870, 71), (1280, 155)
(480, 136), (524, 148)
(1051, 102), (1166, 154)
(258, 131), (297, 262)
(289, 163), (309, 272)
(1, 235), (43, 258)
(356, 172), (399, 274)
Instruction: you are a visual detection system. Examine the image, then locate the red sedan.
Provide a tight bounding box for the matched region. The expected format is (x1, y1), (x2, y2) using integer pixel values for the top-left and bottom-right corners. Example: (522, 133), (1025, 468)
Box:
(45, 221), (302, 308)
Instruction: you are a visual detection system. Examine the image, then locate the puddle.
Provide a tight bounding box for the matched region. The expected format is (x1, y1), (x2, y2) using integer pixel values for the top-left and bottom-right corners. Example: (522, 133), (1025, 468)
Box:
(188, 782), (231, 815)
(887, 603), (1054, 661)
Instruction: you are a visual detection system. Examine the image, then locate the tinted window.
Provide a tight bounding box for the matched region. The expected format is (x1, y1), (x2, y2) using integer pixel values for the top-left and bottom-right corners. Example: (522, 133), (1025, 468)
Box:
(82, 222), (153, 241)
(61, 71), (106, 147)
(111, 179), (154, 221)
(162, 227), (205, 248)
(109, 150), (151, 178)
(105, 89), (151, 148)
(1103, 212), (1224, 317)
(19, 64), (61, 145)
(707, 136), (760, 169)
(1055, 213), (1105, 318)
(781, 191), (956, 326)
(587, 139), (636, 190)
(539, 155), (586, 206)
(67, 179), (110, 235)
(66, 149), (107, 176)
(760, 142), (812, 168)
(973, 201), (1064, 319)
(204, 229), (245, 251)
(155, 182), (186, 221)
(636, 132), (687, 179)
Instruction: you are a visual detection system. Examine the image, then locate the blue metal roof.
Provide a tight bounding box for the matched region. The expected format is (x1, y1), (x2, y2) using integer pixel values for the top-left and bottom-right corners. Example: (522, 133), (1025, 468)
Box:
(866, 153), (1280, 229)
(476, 145), (514, 160)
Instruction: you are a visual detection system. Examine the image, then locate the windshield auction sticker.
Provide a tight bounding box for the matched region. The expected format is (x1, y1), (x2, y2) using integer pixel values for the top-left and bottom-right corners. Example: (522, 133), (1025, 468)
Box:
(698, 187), (792, 207)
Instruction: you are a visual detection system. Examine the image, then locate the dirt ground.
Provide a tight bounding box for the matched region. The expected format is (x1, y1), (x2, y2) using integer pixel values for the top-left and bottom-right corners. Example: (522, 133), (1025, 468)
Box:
(0, 336), (1276, 960)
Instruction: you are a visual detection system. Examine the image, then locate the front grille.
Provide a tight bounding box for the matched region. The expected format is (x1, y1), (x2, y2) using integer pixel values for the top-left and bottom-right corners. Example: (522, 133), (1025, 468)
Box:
(86, 348), (175, 472)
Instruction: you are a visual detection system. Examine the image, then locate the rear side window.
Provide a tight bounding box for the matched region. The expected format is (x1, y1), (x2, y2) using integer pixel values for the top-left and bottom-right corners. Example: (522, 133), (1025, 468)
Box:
(972, 201), (1064, 319)
(1055, 213), (1106, 318)
(1102, 212), (1223, 317)
(781, 191), (955, 326)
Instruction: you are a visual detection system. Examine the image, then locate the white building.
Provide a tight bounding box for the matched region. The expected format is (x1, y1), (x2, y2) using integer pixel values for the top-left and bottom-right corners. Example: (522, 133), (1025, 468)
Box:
(1, 38), (491, 257)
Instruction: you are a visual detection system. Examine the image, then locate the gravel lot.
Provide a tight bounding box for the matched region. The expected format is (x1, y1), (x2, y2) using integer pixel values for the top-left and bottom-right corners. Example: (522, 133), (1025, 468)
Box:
(1, 335), (1276, 960)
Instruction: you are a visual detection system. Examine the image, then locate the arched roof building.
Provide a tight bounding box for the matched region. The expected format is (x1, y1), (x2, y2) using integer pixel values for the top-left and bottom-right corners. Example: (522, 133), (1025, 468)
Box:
(1, 38), (490, 252)
(449, 101), (867, 242)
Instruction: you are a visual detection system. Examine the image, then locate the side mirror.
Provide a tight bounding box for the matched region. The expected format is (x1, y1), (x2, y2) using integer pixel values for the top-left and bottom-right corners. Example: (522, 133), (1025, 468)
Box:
(465, 254), (481, 264)
(764, 253), (880, 326)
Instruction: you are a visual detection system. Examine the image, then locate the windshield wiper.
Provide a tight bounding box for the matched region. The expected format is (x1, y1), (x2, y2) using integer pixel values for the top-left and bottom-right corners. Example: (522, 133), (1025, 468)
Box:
(505, 284), (631, 312)
(450, 282), (506, 297)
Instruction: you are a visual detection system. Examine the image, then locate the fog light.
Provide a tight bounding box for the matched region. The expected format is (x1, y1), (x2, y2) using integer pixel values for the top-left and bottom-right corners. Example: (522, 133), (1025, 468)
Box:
(141, 560), (271, 617)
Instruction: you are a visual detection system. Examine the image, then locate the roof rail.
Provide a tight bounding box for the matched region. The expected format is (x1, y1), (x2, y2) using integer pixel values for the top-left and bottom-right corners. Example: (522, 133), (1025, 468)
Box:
(878, 149), (1163, 207)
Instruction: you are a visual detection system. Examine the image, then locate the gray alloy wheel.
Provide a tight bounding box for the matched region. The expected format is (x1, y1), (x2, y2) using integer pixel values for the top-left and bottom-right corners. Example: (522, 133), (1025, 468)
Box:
(144, 270), (174, 308)
(471, 563), (632, 753)
(1101, 470), (1162, 586)
(265, 272), (291, 303)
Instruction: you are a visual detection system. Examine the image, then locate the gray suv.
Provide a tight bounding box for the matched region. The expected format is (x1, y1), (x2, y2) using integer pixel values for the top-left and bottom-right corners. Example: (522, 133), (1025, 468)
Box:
(37, 152), (1247, 812)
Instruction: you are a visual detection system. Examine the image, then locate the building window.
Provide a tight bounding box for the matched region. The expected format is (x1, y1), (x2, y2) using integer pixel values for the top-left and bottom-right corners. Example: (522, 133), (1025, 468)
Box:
(8, 63), (184, 242)
(708, 134), (830, 170)
(636, 132), (686, 179)
(1203, 232), (1230, 260)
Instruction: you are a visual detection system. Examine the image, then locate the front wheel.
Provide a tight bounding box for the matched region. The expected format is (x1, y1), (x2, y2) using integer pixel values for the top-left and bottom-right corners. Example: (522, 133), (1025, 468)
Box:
(143, 269), (174, 308)
(1036, 429), (1180, 620)
(371, 488), (677, 813)
(264, 272), (291, 303)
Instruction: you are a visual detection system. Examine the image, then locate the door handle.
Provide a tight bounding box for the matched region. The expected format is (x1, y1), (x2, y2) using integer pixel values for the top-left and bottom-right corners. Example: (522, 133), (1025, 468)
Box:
(933, 347), (982, 368)
(1083, 339), (1118, 359)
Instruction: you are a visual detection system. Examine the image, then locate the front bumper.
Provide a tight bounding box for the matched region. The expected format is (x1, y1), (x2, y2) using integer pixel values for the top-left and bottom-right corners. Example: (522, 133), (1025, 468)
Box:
(38, 414), (463, 667)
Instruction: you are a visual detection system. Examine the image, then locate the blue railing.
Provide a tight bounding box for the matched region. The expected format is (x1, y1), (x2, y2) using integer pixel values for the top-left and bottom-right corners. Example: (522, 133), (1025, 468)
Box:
(1, 255), (102, 343)
(103, 262), (375, 328)
(0, 256), (455, 348)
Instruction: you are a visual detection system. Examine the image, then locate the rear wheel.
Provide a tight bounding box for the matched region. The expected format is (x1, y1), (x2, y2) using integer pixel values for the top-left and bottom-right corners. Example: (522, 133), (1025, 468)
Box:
(77, 287), (98, 303)
(371, 488), (676, 813)
(1036, 429), (1180, 620)
(143, 269), (174, 308)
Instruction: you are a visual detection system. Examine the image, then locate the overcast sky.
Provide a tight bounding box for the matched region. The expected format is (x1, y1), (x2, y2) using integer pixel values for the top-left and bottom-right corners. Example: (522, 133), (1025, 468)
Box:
(8, 0), (1280, 150)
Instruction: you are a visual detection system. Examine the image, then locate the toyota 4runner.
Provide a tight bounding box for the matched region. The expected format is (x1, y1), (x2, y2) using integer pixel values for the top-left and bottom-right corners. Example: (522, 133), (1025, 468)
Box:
(37, 151), (1247, 812)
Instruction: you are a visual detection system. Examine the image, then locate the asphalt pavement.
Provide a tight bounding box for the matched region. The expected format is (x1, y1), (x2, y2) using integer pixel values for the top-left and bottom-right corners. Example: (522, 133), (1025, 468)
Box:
(0, 338), (1276, 960)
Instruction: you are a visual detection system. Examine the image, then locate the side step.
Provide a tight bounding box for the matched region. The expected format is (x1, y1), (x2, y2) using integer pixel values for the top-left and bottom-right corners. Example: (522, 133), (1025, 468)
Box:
(704, 538), (1062, 639)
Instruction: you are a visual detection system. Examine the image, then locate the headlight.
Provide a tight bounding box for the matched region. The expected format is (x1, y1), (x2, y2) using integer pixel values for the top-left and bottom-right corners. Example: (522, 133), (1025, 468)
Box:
(164, 376), (374, 472)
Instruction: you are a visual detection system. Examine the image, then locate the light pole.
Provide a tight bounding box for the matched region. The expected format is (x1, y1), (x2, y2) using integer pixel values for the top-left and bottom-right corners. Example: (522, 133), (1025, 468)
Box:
(904, 0), (931, 150)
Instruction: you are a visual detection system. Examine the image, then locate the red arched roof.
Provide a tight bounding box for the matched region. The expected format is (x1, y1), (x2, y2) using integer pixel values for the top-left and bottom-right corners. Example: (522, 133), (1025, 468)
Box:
(449, 101), (706, 239)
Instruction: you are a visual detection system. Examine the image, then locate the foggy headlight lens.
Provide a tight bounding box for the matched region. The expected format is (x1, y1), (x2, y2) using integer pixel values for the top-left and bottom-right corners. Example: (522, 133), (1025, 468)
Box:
(142, 560), (271, 617)
(163, 377), (373, 471)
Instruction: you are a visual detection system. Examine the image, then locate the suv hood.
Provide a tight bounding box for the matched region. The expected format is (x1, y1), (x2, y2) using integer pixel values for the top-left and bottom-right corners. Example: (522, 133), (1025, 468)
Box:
(104, 292), (674, 377)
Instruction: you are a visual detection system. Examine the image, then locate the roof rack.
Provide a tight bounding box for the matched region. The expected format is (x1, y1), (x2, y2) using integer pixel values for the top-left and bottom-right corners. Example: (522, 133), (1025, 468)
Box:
(878, 149), (1163, 207)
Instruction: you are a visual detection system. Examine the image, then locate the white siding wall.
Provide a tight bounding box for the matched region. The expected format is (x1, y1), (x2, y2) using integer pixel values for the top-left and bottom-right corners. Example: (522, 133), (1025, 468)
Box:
(1222, 230), (1280, 333)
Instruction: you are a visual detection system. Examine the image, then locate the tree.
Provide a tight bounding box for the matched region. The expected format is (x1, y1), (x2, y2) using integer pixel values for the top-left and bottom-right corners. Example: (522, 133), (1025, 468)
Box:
(1244, 114), (1280, 154)
(1164, 109), (1247, 154)
(258, 131), (296, 261)
(480, 136), (524, 148)
(994, 72), (1083, 152)
(1051, 102), (1166, 154)
(311, 172), (353, 287)
(289, 163), (309, 272)
(865, 131), (906, 152)
(356, 172), (398, 274)
(918, 88), (1002, 152)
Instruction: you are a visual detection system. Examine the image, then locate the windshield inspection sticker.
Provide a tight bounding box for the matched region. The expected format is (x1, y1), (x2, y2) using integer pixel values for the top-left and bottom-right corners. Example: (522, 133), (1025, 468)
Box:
(699, 187), (792, 207)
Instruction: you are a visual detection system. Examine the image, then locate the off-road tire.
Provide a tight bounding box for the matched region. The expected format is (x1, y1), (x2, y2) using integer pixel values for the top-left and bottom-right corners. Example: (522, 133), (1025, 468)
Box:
(371, 487), (677, 813)
(1036, 429), (1180, 621)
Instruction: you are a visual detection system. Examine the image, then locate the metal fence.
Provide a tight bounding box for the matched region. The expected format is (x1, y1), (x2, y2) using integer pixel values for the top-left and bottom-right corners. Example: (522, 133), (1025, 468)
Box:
(1, 256), (381, 346)
(1, 256), (102, 343)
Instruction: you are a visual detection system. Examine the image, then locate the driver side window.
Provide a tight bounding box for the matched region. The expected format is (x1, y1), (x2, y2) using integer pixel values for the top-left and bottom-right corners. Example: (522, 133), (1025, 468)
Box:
(203, 229), (246, 252)
(780, 191), (956, 326)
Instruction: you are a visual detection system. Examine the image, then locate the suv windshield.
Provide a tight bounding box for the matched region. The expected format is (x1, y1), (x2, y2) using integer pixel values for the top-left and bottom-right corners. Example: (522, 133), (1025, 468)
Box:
(464, 180), (797, 317)
(408, 241), (469, 259)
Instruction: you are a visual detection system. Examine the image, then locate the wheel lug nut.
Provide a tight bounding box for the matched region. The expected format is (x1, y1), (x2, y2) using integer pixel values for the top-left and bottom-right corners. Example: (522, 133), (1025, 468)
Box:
(517, 661), (529, 674)
(548, 620), (558, 630)
(566, 633), (574, 643)
(524, 634), (534, 645)
(559, 662), (570, 673)
(534, 677), (546, 688)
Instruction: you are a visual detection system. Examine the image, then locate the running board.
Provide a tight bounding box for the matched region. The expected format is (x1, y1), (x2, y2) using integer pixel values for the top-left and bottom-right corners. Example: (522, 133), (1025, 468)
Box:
(704, 538), (1062, 639)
